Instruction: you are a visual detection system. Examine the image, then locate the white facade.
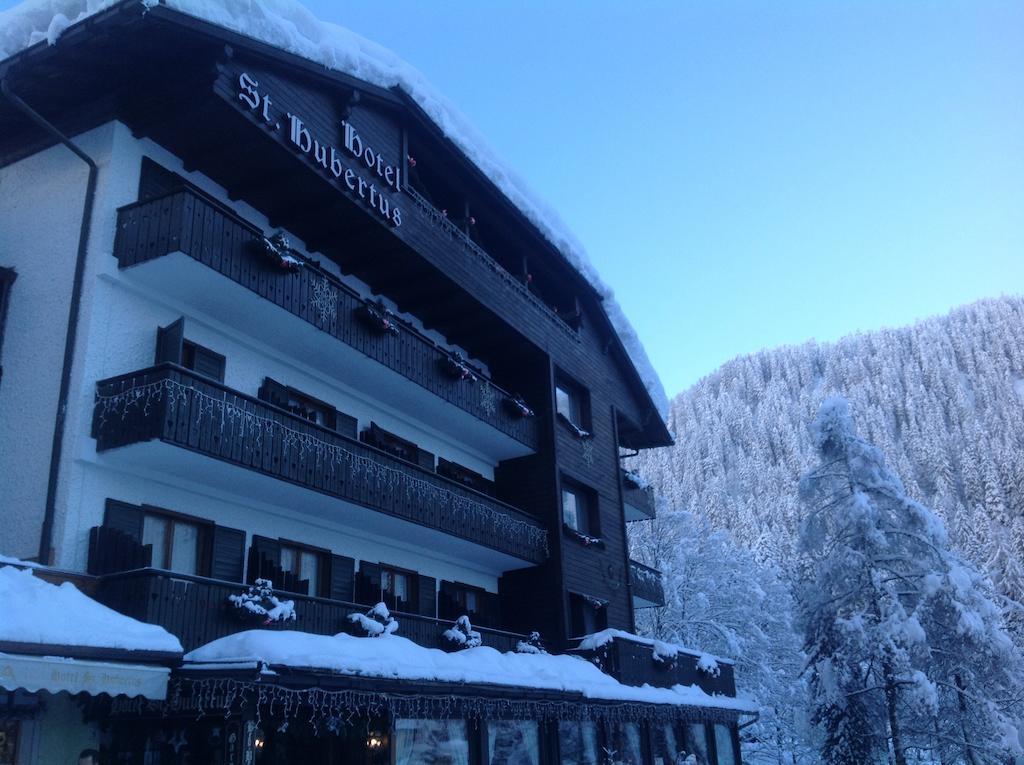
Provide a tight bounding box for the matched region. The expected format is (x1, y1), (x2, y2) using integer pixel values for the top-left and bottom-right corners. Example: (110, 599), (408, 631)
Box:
(0, 119), (526, 593)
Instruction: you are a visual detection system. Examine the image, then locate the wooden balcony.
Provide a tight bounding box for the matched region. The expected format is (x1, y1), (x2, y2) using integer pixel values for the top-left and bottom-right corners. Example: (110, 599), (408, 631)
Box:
(94, 568), (526, 654)
(92, 364), (548, 564)
(623, 470), (657, 522)
(574, 634), (736, 698)
(112, 188), (539, 452)
(629, 559), (666, 608)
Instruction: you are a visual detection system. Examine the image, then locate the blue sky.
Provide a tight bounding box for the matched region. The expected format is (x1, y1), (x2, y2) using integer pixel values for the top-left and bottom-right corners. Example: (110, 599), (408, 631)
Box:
(310, 1), (1022, 396)
(8, 0), (1019, 396)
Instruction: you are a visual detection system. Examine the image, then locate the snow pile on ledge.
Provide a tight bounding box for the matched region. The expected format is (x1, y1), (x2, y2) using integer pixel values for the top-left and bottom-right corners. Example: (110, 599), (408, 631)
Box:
(577, 628), (734, 667)
(0, 563), (183, 654)
(184, 630), (753, 712)
(0, 0), (668, 417)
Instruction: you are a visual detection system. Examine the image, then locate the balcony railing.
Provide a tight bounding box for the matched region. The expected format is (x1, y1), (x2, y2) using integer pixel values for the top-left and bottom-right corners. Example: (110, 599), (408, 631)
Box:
(403, 186), (580, 342)
(113, 188), (539, 450)
(622, 470), (656, 522)
(573, 634), (737, 698)
(92, 364), (548, 563)
(95, 568), (527, 654)
(629, 559), (665, 607)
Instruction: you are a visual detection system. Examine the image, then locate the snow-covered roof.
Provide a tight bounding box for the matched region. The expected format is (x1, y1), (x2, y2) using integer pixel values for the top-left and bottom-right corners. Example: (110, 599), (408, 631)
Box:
(0, 0), (669, 418)
(0, 563), (183, 654)
(184, 629), (753, 712)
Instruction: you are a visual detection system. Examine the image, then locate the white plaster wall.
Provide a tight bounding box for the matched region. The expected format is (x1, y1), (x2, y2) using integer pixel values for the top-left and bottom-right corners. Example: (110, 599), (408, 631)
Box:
(40, 122), (509, 591)
(0, 128), (109, 561)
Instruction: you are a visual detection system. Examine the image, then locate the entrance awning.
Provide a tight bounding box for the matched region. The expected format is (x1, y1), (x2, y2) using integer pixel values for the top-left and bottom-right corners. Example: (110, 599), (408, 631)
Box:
(0, 652), (170, 700)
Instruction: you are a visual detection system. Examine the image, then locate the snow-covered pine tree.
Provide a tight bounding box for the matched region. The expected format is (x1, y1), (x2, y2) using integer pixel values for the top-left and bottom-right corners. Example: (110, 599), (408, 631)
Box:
(797, 397), (1024, 764)
(632, 510), (815, 763)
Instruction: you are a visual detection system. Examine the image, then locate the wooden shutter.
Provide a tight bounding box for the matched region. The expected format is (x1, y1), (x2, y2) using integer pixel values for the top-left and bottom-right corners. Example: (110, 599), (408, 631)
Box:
(258, 377), (290, 409)
(336, 411), (358, 439)
(477, 591), (501, 629)
(328, 554), (355, 602)
(356, 562), (382, 606)
(104, 499), (144, 541)
(154, 318), (184, 366)
(417, 574), (437, 618)
(247, 535), (281, 584)
(210, 525), (246, 582)
(190, 344), (226, 383)
(416, 448), (435, 472)
(438, 580), (457, 621)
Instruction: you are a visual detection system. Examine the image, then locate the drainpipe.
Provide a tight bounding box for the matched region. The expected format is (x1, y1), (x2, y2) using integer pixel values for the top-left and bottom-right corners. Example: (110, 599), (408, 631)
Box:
(1, 78), (98, 565)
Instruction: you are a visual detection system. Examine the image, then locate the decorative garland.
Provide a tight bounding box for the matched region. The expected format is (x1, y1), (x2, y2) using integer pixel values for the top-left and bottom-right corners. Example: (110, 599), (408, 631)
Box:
(94, 378), (549, 557)
(310, 276), (338, 325)
(564, 524), (605, 549)
(163, 677), (744, 731)
(440, 353), (478, 383)
(504, 395), (535, 419)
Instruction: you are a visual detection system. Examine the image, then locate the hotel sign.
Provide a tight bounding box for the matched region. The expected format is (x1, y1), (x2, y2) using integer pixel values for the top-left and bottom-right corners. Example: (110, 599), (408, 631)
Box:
(236, 72), (404, 227)
(0, 653), (170, 700)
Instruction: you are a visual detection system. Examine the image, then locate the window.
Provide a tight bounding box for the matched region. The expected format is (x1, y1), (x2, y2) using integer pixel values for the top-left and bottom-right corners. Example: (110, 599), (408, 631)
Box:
(280, 542), (324, 597)
(558, 720), (599, 765)
(257, 378), (357, 437)
(155, 318), (226, 383)
(569, 593), (607, 638)
(555, 374), (589, 430)
(562, 481), (599, 537)
(609, 723), (644, 765)
(141, 510), (203, 575)
(381, 566), (413, 612)
(0, 268), (15, 384)
(486, 720), (539, 765)
(713, 724), (738, 765)
(684, 723), (711, 765)
(395, 719), (468, 765)
(438, 580), (498, 627)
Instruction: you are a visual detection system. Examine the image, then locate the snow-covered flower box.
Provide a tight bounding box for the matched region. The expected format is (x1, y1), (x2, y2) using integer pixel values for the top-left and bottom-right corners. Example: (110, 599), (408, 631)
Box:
(355, 298), (401, 335)
(440, 353), (478, 383)
(348, 602), (399, 637)
(227, 579), (297, 625)
(503, 394), (534, 419)
(250, 231), (303, 272)
(563, 524), (605, 549)
(442, 615), (481, 650)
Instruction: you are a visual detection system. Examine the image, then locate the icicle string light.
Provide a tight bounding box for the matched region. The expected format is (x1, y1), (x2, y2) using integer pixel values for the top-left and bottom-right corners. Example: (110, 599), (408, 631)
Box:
(95, 377), (549, 556)
(159, 677), (743, 732)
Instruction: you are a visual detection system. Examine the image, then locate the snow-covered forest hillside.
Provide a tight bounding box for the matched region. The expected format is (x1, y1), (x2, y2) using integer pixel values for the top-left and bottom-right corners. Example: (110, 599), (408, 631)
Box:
(633, 295), (1024, 617)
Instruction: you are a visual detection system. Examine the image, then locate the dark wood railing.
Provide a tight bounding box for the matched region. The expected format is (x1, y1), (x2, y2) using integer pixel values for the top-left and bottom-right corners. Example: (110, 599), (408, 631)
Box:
(622, 470), (656, 521)
(92, 364), (548, 563)
(95, 568), (527, 654)
(629, 559), (665, 607)
(573, 635), (737, 698)
(113, 189), (539, 450)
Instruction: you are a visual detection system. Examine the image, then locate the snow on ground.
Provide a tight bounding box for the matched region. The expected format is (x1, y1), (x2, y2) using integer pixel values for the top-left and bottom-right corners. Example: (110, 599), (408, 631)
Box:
(0, 563), (183, 653)
(0, 0), (668, 416)
(185, 629), (754, 712)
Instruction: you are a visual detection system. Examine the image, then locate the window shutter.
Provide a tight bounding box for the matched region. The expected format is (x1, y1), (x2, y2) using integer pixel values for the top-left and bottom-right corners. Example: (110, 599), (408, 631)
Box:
(210, 525), (246, 582)
(438, 580), (457, 621)
(416, 448), (435, 472)
(336, 412), (358, 439)
(477, 591), (501, 629)
(192, 346), (226, 383)
(328, 554), (355, 602)
(258, 377), (290, 410)
(417, 574), (437, 618)
(247, 535), (281, 584)
(356, 562), (382, 606)
(104, 499), (144, 541)
(154, 318), (184, 366)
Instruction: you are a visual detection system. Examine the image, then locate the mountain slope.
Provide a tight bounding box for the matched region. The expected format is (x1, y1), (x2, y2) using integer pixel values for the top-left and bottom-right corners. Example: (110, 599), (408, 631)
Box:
(633, 295), (1024, 606)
